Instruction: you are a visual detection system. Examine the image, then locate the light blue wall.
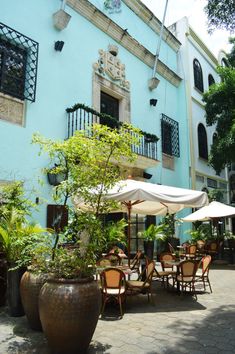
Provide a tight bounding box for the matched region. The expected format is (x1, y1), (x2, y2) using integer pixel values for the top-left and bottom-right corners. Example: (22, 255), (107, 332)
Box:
(0, 0), (190, 236)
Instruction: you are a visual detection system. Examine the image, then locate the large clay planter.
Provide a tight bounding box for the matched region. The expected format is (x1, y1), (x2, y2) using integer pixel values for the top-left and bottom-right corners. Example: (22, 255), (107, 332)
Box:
(39, 277), (101, 354)
(20, 271), (49, 330)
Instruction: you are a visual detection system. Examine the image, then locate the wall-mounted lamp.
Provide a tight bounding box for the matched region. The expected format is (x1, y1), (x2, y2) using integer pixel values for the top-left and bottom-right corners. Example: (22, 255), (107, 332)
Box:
(143, 172), (152, 180)
(54, 41), (65, 51)
(53, 9), (71, 31)
(150, 98), (158, 106)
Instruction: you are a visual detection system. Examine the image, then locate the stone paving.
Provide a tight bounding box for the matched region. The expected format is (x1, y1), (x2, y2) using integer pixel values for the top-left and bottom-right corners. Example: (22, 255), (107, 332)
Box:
(0, 263), (235, 354)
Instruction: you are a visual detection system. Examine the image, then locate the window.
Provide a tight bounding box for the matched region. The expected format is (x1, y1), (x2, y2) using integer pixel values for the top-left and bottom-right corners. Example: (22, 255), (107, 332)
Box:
(221, 58), (229, 67)
(198, 123), (208, 160)
(161, 114), (180, 157)
(207, 178), (217, 189)
(193, 59), (204, 92)
(0, 22), (38, 102)
(208, 74), (215, 87)
(100, 91), (119, 120)
(0, 39), (27, 100)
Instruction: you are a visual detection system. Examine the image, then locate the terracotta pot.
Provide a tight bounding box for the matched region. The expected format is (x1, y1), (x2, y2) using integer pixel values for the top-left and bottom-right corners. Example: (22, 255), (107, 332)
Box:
(20, 271), (49, 330)
(39, 277), (101, 354)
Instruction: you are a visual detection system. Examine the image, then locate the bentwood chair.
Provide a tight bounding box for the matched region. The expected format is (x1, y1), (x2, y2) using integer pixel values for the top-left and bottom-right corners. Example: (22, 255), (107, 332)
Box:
(130, 250), (142, 275)
(195, 255), (212, 293)
(100, 268), (126, 317)
(156, 252), (177, 287)
(126, 260), (155, 304)
(176, 260), (198, 297)
(181, 244), (197, 259)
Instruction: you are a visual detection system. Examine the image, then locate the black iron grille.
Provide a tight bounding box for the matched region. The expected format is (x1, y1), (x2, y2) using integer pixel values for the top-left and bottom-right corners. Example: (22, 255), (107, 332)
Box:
(0, 22), (38, 102)
(161, 114), (180, 157)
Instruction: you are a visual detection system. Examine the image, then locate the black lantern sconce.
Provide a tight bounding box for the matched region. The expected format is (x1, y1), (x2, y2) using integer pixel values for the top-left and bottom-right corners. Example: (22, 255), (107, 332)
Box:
(54, 40), (65, 51)
(47, 165), (66, 186)
(150, 98), (158, 106)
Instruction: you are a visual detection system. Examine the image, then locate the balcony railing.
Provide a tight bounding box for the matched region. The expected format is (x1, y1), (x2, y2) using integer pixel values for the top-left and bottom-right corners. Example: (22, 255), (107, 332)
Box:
(66, 104), (158, 161)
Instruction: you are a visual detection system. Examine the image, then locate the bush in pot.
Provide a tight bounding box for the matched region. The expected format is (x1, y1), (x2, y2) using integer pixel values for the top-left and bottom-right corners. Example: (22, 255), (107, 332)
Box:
(139, 224), (165, 260)
(33, 122), (141, 353)
(0, 182), (48, 317)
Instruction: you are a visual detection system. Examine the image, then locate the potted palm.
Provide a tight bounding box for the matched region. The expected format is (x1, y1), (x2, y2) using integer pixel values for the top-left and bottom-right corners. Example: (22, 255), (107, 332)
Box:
(139, 224), (165, 260)
(33, 122), (141, 353)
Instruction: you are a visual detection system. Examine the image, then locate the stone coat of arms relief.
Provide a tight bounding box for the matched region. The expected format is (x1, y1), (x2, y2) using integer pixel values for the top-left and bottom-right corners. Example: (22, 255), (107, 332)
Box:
(93, 45), (130, 90)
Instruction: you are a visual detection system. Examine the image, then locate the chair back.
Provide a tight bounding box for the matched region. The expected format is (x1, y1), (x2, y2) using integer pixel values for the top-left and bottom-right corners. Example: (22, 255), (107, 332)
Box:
(181, 242), (189, 253)
(130, 250), (142, 269)
(179, 260), (198, 278)
(201, 255), (212, 275)
(188, 244), (197, 255)
(168, 242), (175, 254)
(160, 252), (175, 270)
(207, 241), (218, 252)
(143, 260), (155, 286)
(196, 240), (205, 251)
(101, 268), (125, 294)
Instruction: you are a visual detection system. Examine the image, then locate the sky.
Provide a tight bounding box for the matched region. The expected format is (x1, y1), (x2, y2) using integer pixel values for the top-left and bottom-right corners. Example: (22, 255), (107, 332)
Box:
(141, 0), (232, 58)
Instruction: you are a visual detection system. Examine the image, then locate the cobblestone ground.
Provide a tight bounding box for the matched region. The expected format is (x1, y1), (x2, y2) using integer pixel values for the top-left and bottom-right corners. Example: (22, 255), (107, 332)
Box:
(0, 263), (235, 354)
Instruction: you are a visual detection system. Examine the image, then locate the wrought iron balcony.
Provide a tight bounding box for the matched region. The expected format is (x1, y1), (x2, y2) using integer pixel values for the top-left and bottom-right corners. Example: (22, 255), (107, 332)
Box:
(66, 104), (158, 161)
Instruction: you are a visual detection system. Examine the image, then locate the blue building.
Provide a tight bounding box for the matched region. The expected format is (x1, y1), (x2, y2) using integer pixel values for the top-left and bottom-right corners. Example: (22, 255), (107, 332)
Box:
(0, 0), (191, 247)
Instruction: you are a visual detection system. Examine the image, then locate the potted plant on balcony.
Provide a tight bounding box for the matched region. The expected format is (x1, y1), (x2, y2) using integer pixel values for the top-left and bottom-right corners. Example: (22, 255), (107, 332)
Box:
(32, 122), (141, 353)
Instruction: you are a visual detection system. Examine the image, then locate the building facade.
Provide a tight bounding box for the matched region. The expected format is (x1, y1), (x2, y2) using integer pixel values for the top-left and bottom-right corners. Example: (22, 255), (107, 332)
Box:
(2, 1), (224, 247)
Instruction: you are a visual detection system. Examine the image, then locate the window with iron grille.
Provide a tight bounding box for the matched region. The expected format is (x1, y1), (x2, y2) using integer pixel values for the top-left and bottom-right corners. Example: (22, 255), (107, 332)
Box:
(198, 123), (208, 160)
(193, 58), (204, 93)
(161, 114), (180, 157)
(0, 23), (38, 102)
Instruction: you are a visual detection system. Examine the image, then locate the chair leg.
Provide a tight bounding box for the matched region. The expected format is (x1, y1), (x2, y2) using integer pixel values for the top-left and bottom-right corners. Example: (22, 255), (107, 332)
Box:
(118, 296), (123, 317)
(207, 278), (213, 293)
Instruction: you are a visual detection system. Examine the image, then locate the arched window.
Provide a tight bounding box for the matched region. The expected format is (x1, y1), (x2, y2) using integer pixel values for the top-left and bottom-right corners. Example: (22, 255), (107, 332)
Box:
(193, 59), (204, 92)
(198, 123), (208, 160)
(208, 74), (215, 87)
(221, 58), (229, 67)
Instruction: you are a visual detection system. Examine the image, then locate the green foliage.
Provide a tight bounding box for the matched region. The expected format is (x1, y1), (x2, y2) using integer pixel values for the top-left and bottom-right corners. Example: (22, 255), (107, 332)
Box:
(204, 0), (235, 33)
(208, 189), (224, 202)
(33, 123), (140, 278)
(0, 207), (51, 269)
(103, 219), (127, 251)
(159, 214), (175, 239)
(186, 223), (212, 242)
(138, 224), (165, 242)
(203, 40), (235, 173)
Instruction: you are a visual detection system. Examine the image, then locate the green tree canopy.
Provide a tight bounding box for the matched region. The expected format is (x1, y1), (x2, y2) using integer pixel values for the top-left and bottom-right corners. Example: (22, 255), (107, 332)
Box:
(203, 38), (235, 173)
(204, 0), (235, 33)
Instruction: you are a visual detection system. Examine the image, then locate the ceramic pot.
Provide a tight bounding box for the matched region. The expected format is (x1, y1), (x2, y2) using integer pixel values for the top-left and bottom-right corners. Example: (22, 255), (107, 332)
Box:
(7, 266), (25, 316)
(20, 271), (49, 330)
(39, 276), (101, 354)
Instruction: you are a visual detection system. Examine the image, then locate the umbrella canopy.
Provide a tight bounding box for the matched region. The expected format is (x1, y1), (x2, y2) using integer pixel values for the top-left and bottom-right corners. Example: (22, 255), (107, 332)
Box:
(182, 201), (235, 222)
(74, 179), (208, 264)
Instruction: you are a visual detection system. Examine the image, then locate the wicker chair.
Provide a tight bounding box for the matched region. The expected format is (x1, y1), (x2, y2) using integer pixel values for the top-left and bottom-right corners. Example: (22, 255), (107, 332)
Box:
(155, 252), (177, 287)
(100, 268), (126, 317)
(176, 260), (198, 297)
(126, 260), (155, 304)
(195, 255), (212, 293)
(130, 250), (142, 275)
(196, 240), (206, 255)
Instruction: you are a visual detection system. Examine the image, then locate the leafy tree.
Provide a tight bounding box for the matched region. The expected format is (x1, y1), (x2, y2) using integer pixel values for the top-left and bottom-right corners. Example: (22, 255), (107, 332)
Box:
(33, 123), (141, 274)
(203, 39), (235, 173)
(204, 0), (235, 33)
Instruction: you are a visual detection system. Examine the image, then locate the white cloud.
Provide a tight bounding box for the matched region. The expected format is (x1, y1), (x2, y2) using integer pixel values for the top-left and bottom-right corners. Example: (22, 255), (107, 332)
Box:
(141, 0), (231, 57)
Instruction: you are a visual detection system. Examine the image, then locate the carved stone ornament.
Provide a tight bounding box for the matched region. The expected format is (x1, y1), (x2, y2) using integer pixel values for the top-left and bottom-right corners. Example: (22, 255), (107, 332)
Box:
(93, 46), (130, 90)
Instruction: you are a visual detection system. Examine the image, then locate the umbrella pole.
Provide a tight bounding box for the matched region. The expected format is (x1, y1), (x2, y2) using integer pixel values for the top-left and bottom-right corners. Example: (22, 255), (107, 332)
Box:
(127, 203), (131, 267)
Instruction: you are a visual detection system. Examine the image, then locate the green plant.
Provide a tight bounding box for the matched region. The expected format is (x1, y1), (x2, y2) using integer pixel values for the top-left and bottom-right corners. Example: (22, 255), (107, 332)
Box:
(33, 123), (141, 279)
(138, 224), (165, 242)
(186, 223), (212, 243)
(104, 219), (127, 251)
(0, 207), (51, 269)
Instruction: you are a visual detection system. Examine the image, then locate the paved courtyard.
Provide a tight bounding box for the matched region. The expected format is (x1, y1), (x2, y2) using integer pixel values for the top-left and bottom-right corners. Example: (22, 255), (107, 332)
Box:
(0, 262), (235, 354)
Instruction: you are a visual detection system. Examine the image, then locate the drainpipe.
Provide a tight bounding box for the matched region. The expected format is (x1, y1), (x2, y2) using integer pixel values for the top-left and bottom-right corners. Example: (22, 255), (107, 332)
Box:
(61, 0), (66, 10)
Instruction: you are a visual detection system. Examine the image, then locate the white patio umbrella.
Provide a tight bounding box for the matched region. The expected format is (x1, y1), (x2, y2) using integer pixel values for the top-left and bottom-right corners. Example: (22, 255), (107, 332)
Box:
(74, 179), (208, 264)
(182, 201), (235, 222)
